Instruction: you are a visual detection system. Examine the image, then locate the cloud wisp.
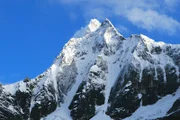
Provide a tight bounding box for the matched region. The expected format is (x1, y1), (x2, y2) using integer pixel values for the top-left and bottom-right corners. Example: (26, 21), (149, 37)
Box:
(57, 0), (180, 35)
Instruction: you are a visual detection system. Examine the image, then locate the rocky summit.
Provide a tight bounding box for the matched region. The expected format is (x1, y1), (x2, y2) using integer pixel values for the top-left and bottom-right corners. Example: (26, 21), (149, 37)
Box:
(1, 19), (180, 120)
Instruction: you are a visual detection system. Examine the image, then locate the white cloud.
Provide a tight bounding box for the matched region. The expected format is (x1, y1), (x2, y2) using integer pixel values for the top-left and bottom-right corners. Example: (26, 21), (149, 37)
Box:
(126, 8), (180, 34)
(164, 0), (179, 7)
(57, 0), (180, 35)
(84, 7), (112, 20)
(115, 24), (129, 35)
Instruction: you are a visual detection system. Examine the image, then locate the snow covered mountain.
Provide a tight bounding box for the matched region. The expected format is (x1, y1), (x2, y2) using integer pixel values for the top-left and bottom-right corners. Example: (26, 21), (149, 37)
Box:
(1, 19), (180, 120)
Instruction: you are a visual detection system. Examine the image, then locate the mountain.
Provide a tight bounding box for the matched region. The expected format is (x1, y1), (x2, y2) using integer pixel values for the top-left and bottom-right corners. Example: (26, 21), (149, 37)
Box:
(1, 19), (180, 120)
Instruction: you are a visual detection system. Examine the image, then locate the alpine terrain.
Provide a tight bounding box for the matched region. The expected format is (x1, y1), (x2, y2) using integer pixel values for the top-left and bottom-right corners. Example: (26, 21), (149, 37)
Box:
(1, 19), (180, 120)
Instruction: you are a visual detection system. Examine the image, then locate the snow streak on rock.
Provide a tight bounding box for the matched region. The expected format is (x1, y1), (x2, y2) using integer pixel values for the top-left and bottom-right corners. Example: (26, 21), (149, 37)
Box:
(1, 19), (180, 120)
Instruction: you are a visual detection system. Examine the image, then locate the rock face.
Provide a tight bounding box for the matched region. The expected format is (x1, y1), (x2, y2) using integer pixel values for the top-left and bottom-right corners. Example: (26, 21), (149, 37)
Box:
(1, 19), (180, 120)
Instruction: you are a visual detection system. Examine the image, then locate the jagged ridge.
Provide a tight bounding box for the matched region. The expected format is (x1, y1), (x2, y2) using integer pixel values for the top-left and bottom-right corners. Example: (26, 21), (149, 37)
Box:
(0, 19), (180, 120)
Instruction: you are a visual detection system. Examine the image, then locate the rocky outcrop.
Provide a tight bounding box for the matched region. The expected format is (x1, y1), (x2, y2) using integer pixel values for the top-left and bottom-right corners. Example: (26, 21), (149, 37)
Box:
(0, 19), (180, 120)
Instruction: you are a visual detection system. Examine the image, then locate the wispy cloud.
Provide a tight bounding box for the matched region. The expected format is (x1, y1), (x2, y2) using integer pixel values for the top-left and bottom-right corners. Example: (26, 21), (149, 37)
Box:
(126, 8), (180, 35)
(56, 0), (180, 35)
(115, 24), (129, 35)
(164, 0), (180, 8)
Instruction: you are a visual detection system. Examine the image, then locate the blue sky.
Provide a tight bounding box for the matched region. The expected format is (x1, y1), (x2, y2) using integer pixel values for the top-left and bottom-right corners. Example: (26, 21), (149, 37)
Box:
(0, 0), (180, 84)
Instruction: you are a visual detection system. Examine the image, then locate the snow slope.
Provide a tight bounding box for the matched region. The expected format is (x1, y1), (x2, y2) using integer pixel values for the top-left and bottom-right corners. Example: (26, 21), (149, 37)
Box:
(124, 87), (180, 120)
(43, 19), (180, 120)
(1, 19), (180, 120)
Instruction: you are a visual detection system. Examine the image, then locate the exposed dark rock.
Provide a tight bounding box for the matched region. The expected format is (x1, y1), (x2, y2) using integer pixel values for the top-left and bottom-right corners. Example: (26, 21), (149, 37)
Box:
(69, 81), (105, 120)
(0, 19), (180, 120)
(14, 90), (32, 119)
(23, 77), (31, 83)
(0, 91), (23, 120)
(30, 85), (57, 120)
(107, 81), (141, 119)
(151, 46), (162, 54)
(168, 98), (180, 115)
(158, 110), (180, 120)
(141, 68), (159, 106)
(165, 64), (179, 94)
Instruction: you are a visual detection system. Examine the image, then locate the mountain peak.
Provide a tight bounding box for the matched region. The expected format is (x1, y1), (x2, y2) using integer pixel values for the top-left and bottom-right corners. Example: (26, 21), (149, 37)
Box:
(101, 18), (124, 38)
(73, 19), (101, 38)
(101, 18), (114, 28)
(1, 19), (180, 120)
(88, 19), (101, 31)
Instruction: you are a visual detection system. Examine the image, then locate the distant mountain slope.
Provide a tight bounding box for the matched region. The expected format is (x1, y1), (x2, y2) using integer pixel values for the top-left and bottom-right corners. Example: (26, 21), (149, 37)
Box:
(1, 19), (180, 120)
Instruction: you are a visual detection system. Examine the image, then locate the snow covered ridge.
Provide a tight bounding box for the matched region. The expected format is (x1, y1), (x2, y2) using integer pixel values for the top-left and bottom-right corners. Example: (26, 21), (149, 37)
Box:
(1, 18), (180, 120)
